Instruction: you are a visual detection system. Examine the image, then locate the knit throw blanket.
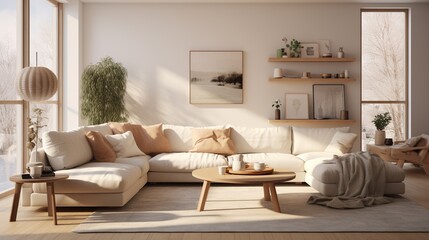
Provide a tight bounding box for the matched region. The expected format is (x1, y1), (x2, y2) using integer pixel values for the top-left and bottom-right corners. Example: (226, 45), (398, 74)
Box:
(307, 152), (392, 209)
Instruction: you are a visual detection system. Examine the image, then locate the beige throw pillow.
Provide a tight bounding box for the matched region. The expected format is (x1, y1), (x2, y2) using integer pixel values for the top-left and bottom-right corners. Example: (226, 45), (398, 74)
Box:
(190, 128), (235, 155)
(85, 131), (116, 162)
(109, 122), (171, 155)
(105, 131), (145, 158)
(324, 131), (357, 154)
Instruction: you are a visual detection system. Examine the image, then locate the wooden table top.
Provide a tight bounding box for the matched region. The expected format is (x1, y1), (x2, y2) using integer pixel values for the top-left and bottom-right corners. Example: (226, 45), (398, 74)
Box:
(192, 167), (295, 184)
(9, 174), (69, 184)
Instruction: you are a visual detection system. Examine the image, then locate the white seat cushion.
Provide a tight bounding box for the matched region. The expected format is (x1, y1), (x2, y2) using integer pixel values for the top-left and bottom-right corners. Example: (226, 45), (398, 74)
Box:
(305, 157), (406, 184)
(42, 129), (93, 170)
(234, 153), (304, 172)
(115, 155), (151, 176)
(33, 162), (142, 194)
(229, 126), (292, 154)
(297, 152), (336, 162)
(149, 152), (227, 173)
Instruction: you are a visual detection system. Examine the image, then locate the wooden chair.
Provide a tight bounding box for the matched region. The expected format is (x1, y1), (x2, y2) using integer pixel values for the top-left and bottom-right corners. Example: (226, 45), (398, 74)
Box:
(368, 134), (429, 175)
(390, 134), (429, 175)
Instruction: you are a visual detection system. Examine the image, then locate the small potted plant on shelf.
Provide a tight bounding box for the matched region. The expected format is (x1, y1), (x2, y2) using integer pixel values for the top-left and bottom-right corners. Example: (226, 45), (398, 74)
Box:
(286, 39), (303, 58)
(272, 99), (282, 120)
(372, 112), (392, 145)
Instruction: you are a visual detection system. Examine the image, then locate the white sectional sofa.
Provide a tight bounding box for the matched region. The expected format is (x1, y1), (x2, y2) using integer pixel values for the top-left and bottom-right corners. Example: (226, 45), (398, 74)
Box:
(22, 123), (405, 207)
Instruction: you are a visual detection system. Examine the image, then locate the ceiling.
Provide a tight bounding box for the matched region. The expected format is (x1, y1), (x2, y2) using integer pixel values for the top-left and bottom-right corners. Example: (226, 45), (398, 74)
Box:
(80, 0), (429, 3)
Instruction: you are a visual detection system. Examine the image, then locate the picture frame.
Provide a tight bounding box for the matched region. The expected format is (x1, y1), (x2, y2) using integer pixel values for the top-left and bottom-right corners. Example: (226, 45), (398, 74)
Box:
(285, 93), (309, 119)
(301, 43), (320, 58)
(189, 51), (243, 104)
(318, 39), (331, 56)
(313, 84), (345, 119)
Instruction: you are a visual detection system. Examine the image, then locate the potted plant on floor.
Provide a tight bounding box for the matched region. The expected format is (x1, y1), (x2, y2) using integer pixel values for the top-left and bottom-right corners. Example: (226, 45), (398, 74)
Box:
(81, 57), (128, 125)
(372, 112), (392, 146)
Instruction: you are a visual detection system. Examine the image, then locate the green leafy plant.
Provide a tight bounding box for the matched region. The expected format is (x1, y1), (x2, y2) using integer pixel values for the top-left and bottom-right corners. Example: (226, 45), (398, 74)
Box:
(372, 112), (392, 131)
(286, 39), (303, 57)
(81, 57), (128, 125)
(272, 99), (282, 109)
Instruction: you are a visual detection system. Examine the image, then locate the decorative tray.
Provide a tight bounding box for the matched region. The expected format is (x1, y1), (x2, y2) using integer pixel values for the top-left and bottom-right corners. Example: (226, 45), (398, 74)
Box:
(226, 167), (274, 175)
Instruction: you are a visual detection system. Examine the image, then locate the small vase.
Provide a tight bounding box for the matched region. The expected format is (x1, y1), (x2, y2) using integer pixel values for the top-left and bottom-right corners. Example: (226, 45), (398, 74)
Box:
(275, 109), (281, 120)
(374, 130), (386, 146)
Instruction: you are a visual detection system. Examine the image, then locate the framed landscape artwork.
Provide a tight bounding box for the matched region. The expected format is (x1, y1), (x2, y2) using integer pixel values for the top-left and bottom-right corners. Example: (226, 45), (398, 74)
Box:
(285, 93), (309, 119)
(189, 51), (243, 104)
(313, 84), (345, 119)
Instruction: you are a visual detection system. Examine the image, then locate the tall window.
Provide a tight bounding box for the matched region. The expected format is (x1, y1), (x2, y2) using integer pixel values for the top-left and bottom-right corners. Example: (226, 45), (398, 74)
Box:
(0, 0), (61, 194)
(361, 9), (408, 149)
(30, 0), (59, 134)
(0, 0), (22, 193)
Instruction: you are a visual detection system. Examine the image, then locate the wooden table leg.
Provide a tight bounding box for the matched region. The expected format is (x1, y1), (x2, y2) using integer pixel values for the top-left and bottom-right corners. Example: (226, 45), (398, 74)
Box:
(263, 183), (271, 201)
(47, 182), (58, 225)
(268, 183), (281, 213)
(47, 182), (53, 216)
(197, 180), (211, 211)
(9, 183), (23, 222)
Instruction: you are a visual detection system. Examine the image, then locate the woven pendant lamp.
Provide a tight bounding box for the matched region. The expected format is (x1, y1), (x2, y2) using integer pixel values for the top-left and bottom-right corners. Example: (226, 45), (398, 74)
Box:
(16, 66), (58, 102)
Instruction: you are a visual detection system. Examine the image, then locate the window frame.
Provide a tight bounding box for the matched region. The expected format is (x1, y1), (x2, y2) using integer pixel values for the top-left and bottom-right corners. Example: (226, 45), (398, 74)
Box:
(0, 0), (63, 197)
(360, 8), (409, 147)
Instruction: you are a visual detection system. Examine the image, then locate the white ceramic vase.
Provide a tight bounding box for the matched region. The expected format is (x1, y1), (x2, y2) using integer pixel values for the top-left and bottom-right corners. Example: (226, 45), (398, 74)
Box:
(374, 130), (386, 146)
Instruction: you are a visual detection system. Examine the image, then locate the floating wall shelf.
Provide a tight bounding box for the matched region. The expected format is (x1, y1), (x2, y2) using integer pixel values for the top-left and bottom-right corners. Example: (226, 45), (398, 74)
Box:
(269, 119), (356, 124)
(268, 57), (355, 62)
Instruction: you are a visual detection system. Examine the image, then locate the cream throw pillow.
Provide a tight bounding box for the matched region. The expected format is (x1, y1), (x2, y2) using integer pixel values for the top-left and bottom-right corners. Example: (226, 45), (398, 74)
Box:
(324, 132), (357, 154)
(85, 131), (116, 162)
(105, 131), (145, 158)
(42, 129), (93, 170)
(190, 128), (235, 155)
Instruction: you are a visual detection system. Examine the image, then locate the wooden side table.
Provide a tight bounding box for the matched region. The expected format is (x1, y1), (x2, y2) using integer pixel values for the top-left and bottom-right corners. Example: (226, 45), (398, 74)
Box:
(9, 174), (69, 225)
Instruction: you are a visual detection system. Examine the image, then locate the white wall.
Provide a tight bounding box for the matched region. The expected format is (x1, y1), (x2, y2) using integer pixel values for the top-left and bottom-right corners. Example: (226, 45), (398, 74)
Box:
(63, 0), (83, 130)
(67, 3), (429, 146)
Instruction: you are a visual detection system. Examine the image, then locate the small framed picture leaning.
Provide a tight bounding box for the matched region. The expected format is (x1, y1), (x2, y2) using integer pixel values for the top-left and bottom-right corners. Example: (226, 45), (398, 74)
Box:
(301, 43), (320, 58)
(313, 84), (345, 119)
(285, 93), (309, 119)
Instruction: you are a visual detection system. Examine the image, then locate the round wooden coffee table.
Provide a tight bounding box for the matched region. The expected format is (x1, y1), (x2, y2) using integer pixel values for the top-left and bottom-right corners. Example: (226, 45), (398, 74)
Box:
(9, 174), (69, 225)
(192, 167), (295, 213)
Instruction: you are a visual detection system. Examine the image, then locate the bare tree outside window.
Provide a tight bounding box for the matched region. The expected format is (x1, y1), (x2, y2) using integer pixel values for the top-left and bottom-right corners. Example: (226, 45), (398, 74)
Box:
(361, 10), (408, 150)
(0, 1), (20, 192)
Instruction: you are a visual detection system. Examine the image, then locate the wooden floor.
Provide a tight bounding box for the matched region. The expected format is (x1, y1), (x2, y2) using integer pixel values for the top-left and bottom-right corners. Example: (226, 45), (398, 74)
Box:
(1, 164), (429, 240)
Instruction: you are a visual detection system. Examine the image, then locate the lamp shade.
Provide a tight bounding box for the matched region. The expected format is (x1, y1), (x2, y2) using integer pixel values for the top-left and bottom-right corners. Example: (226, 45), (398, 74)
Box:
(16, 67), (58, 102)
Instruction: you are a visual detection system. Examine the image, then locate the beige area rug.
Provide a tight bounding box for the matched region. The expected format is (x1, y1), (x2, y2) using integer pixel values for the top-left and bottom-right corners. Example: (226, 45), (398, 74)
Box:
(74, 184), (429, 233)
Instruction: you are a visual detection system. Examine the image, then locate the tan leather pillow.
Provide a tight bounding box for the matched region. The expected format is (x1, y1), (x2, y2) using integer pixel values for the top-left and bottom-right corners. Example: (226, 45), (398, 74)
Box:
(111, 123), (171, 155)
(190, 128), (235, 155)
(85, 131), (116, 162)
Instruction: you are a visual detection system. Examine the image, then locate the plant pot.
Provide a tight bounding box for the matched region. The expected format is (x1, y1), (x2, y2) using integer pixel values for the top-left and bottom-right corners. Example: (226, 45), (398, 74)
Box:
(275, 109), (281, 120)
(374, 130), (386, 146)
